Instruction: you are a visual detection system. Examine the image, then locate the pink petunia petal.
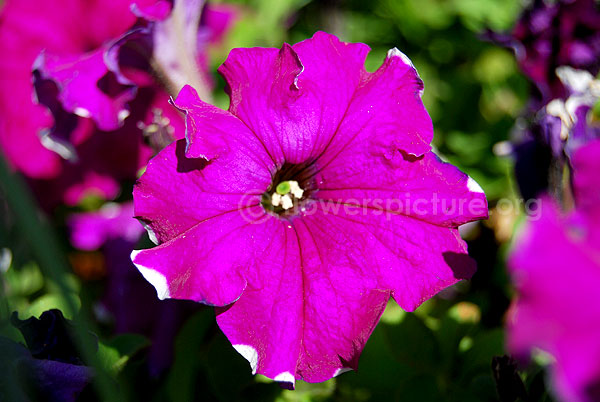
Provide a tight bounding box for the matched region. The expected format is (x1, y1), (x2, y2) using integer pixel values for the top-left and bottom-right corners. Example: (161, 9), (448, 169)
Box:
(319, 47), (433, 167)
(201, 3), (239, 45)
(131, 0), (172, 21)
(218, 202), (474, 383)
(571, 139), (600, 228)
(131, 210), (255, 305)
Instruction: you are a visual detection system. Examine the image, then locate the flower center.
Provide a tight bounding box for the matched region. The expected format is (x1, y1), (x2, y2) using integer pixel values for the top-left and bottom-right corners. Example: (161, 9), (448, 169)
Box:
(262, 162), (316, 216)
(275, 180), (304, 209)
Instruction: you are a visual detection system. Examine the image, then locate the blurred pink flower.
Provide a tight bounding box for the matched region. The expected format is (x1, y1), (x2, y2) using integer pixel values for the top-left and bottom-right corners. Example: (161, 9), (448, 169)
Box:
(508, 139), (600, 402)
(0, 0), (237, 208)
(0, 0), (154, 178)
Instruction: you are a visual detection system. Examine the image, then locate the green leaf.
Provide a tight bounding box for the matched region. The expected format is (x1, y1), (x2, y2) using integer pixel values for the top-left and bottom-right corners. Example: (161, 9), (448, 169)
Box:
(167, 309), (214, 402)
(591, 98), (600, 122)
(460, 328), (505, 378)
(98, 334), (150, 375)
(4, 262), (44, 297)
(277, 379), (336, 402)
(381, 313), (439, 372)
(26, 294), (81, 320)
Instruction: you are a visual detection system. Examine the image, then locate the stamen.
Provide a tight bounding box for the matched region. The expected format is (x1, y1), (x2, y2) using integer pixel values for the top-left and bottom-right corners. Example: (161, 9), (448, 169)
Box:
(289, 181), (304, 199)
(272, 193), (282, 207)
(265, 180), (306, 213)
(281, 194), (293, 210)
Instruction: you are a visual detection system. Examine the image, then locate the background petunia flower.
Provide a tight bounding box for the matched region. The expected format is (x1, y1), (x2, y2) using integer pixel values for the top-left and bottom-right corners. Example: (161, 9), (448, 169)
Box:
(26, 90), (180, 210)
(33, 0), (230, 134)
(0, 0), (154, 178)
(508, 139), (600, 402)
(507, 66), (599, 203)
(544, 66), (600, 158)
(0, 0), (236, 209)
(68, 202), (145, 251)
(486, 0), (600, 204)
(131, 32), (488, 386)
(485, 0), (600, 105)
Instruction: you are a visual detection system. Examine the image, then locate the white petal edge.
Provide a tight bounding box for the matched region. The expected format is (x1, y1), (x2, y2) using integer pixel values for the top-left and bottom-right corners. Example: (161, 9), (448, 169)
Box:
(232, 344), (258, 375)
(292, 60), (304, 90)
(118, 109), (130, 122)
(556, 66), (593, 94)
(39, 130), (77, 161)
(130, 250), (170, 300)
(333, 367), (352, 377)
(74, 107), (91, 118)
(386, 47), (424, 97)
(387, 47), (414, 68)
(141, 222), (159, 245)
(467, 177), (484, 194)
(274, 371), (295, 386)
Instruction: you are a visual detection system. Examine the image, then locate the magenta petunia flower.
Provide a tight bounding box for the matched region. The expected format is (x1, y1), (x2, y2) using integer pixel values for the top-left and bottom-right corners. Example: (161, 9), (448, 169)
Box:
(508, 139), (600, 402)
(131, 32), (488, 385)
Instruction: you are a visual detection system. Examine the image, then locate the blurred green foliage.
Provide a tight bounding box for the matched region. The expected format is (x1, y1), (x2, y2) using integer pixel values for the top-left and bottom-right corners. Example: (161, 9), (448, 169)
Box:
(0, 0), (555, 401)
